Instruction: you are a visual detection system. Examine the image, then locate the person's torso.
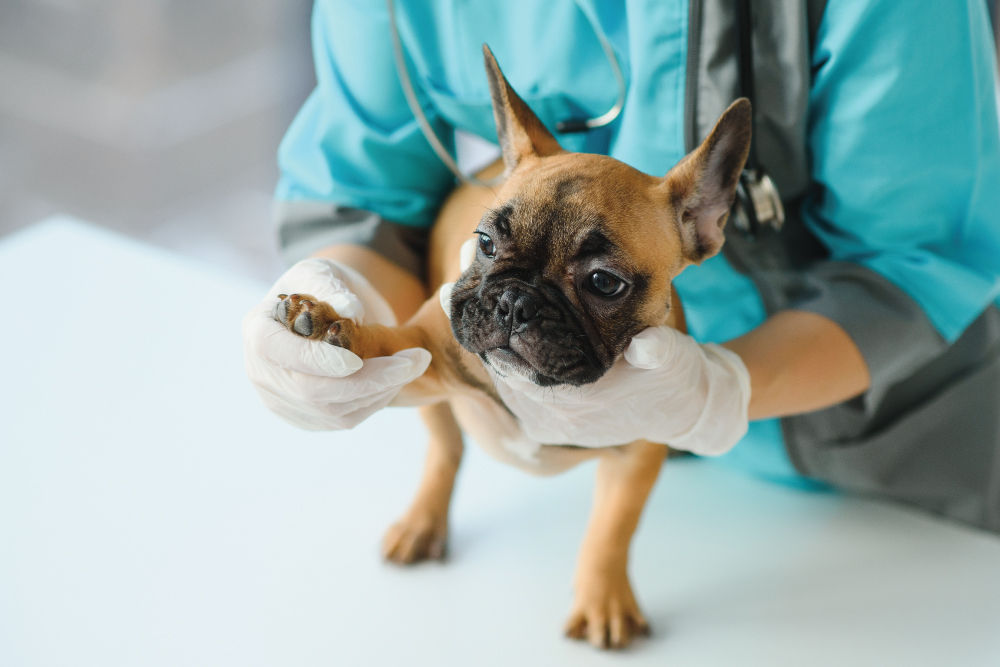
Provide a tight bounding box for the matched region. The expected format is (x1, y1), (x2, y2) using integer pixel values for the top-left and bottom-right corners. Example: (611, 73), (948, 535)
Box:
(391, 0), (806, 481)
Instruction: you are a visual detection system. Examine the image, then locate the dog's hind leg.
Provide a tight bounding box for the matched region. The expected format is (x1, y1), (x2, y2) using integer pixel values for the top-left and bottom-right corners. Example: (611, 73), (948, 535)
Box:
(382, 401), (464, 563)
(564, 440), (667, 649)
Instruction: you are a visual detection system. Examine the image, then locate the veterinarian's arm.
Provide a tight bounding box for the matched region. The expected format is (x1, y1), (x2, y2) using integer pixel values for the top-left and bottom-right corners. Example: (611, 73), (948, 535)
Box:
(722, 311), (869, 420)
(310, 244), (426, 324)
(276, 0), (453, 226)
(274, 0), (452, 288)
(729, 0), (1000, 421)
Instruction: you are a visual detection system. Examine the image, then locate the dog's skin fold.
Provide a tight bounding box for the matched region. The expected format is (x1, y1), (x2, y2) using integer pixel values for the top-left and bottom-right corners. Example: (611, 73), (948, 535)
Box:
(274, 45), (751, 649)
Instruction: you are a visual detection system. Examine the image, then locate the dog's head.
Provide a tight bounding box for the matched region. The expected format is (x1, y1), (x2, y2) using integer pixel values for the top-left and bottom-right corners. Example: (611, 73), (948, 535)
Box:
(449, 46), (751, 387)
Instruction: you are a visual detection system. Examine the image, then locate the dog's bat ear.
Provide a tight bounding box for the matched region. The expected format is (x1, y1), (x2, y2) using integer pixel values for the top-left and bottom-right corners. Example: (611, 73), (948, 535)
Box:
(662, 98), (752, 264)
(482, 44), (562, 172)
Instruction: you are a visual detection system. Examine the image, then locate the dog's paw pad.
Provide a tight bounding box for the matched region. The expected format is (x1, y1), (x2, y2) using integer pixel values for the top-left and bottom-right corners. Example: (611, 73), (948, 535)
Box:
(321, 318), (358, 350)
(273, 293), (353, 347)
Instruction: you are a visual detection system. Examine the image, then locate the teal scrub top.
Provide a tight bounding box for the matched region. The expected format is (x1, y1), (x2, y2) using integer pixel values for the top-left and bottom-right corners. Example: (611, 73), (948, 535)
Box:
(276, 0), (1000, 484)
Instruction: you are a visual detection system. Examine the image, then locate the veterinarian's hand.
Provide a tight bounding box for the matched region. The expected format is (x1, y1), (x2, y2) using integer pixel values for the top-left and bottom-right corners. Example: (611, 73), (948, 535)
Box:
(494, 326), (750, 456)
(243, 258), (431, 430)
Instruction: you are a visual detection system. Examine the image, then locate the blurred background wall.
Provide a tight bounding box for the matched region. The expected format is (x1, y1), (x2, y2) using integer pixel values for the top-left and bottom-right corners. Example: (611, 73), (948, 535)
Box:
(1, 1), (998, 282)
(0, 0), (313, 280)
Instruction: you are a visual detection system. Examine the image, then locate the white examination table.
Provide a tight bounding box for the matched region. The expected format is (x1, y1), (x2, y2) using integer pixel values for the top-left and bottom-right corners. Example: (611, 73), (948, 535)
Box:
(1, 219), (998, 666)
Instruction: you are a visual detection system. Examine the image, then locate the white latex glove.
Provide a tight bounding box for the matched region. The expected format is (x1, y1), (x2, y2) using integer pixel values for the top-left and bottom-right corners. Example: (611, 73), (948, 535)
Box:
(492, 328), (750, 455)
(243, 258), (431, 430)
(439, 240), (749, 455)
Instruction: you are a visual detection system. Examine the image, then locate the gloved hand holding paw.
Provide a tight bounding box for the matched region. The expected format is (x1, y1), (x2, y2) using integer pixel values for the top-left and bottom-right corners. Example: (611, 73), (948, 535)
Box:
(243, 258), (431, 430)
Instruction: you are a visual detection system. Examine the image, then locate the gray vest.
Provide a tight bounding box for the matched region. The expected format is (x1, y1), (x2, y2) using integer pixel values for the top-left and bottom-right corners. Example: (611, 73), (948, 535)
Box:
(687, 0), (1000, 533)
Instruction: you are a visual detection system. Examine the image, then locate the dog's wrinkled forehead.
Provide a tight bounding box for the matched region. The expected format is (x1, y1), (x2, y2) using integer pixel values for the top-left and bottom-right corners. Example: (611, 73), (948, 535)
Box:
(488, 152), (689, 277)
(482, 174), (636, 272)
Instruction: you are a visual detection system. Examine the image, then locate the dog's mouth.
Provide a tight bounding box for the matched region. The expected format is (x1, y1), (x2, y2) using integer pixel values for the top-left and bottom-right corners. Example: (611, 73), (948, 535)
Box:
(482, 342), (584, 388)
(481, 345), (538, 381)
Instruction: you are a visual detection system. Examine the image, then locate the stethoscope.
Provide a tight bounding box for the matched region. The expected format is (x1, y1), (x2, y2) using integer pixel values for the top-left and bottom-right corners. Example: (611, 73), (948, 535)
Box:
(731, 0), (785, 235)
(387, 0), (784, 233)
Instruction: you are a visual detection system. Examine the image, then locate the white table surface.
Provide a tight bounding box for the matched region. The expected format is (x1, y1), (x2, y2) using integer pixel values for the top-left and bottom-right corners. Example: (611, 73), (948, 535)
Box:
(1, 218), (999, 667)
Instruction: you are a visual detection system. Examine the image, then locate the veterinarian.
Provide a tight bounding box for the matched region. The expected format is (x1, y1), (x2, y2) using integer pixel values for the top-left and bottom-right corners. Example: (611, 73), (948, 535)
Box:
(243, 0), (1000, 532)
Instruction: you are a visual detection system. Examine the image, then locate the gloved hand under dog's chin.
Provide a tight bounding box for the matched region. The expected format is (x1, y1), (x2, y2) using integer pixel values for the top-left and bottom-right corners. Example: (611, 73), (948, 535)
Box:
(492, 326), (750, 456)
(439, 267), (750, 456)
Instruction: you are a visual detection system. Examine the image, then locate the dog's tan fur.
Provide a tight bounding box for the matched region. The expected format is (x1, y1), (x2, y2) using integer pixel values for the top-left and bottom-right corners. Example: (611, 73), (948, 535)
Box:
(274, 47), (750, 649)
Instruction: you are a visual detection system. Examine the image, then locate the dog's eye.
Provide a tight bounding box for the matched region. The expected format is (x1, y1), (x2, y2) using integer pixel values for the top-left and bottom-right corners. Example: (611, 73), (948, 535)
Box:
(477, 233), (496, 259)
(587, 270), (626, 297)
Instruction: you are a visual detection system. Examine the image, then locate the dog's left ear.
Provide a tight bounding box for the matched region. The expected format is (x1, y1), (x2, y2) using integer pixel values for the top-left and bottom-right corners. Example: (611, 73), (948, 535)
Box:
(662, 98), (752, 264)
(482, 44), (563, 172)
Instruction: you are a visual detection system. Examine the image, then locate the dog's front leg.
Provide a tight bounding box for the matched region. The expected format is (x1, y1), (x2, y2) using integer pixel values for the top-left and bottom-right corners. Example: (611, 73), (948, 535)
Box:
(565, 440), (667, 649)
(382, 401), (464, 563)
(272, 291), (462, 401)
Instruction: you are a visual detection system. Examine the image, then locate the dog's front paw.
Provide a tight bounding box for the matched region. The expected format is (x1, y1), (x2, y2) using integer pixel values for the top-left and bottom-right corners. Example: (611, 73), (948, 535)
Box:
(564, 568), (650, 650)
(382, 508), (448, 564)
(273, 293), (358, 350)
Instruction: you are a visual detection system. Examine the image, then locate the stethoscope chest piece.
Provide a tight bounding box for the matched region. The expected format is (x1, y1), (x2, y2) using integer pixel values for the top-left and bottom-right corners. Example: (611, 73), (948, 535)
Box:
(733, 168), (785, 238)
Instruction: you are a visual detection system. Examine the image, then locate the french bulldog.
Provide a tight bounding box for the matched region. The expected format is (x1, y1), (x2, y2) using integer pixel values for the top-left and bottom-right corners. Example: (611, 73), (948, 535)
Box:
(274, 45), (751, 649)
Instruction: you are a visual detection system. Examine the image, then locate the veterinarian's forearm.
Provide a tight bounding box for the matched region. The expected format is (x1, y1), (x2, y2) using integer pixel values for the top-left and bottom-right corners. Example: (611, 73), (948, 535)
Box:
(310, 244), (427, 323)
(722, 310), (871, 420)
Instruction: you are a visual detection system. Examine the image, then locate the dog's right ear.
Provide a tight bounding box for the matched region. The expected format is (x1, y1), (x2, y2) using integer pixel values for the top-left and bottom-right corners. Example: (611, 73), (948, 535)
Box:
(482, 44), (562, 172)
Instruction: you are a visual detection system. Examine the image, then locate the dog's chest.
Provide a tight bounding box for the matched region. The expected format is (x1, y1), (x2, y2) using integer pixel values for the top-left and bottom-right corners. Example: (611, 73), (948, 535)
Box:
(448, 393), (597, 475)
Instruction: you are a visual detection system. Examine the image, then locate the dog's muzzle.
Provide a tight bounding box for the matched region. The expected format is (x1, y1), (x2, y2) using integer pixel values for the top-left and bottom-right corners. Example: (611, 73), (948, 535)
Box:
(495, 287), (541, 334)
(451, 277), (609, 387)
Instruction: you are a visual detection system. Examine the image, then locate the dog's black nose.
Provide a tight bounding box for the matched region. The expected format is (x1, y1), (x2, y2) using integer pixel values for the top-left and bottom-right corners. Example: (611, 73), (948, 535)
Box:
(497, 288), (540, 331)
